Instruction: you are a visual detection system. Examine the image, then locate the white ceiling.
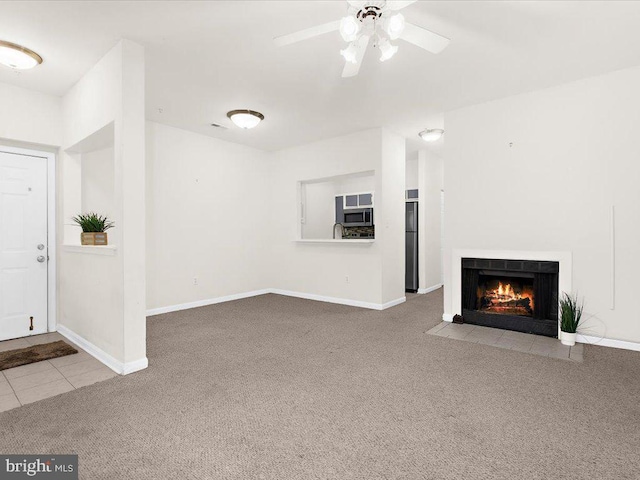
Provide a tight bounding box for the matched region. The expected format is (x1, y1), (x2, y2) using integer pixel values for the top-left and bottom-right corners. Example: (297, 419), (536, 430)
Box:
(2, 1), (640, 152)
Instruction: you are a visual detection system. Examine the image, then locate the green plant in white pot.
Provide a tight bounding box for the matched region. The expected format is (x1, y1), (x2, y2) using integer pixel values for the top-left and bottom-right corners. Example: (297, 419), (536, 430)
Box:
(559, 292), (583, 346)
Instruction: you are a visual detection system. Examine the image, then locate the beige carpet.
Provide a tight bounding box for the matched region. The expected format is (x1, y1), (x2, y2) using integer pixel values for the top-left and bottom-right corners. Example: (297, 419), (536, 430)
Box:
(1, 291), (639, 479)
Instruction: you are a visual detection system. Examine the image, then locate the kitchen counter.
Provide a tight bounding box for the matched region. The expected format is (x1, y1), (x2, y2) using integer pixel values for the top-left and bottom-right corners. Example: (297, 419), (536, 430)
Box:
(294, 239), (375, 244)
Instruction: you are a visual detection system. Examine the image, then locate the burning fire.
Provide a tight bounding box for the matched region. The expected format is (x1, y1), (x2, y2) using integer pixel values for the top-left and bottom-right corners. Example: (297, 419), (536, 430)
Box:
(495, 282), (518, 300)
(479, 280), (535, 316)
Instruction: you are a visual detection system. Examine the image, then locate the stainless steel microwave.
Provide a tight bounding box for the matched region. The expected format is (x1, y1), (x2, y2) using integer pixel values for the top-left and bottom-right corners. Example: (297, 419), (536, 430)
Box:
(342, 208), (374, 227)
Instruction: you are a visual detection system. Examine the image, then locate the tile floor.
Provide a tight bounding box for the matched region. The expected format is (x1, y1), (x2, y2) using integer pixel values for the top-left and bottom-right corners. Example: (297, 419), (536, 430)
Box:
(426, 322), (583, 362)
(0, 332), (117, 413)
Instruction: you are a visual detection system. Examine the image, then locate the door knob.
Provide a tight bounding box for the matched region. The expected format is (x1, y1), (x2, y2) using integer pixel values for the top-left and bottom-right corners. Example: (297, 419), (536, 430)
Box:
(36, 255), (46, 263)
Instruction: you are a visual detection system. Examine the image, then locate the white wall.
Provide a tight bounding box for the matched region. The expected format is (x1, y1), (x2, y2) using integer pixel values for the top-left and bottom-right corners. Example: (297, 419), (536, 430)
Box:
(0, 82), (62, 147)
(145, 121), (270, 310)
(418, 151), (444, 290)
(81, 147), (114, 215)
(268, 128), (405, 308)
(443, 65), (640, 344)
(379, 130), (406, 304)
(59, 40), (147, 371)
(406, 157), (418, 190)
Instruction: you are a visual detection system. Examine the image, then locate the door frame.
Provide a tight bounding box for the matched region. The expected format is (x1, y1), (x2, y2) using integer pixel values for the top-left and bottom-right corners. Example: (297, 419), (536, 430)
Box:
(0, 144), (57, 333)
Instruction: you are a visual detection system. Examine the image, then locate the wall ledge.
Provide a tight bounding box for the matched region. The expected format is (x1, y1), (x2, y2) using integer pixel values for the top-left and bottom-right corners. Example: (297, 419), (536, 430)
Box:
(62, 244), (117, 256)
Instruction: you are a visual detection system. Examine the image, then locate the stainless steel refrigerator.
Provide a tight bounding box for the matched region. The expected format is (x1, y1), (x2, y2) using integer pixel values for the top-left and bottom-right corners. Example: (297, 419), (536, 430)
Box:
(405, 202), (418, 292)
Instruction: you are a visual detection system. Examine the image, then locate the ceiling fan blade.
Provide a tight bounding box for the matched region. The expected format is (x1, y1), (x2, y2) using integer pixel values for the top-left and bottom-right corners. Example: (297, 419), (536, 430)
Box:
(342, 35), (370, 78)
(274, 20), (340, 47)
(387, 0), (418, 10)
(399, 22), (450, 54)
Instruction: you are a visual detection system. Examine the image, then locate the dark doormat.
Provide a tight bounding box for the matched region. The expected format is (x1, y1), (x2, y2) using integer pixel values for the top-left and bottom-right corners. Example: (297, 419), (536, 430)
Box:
(0, 340), (78, 371)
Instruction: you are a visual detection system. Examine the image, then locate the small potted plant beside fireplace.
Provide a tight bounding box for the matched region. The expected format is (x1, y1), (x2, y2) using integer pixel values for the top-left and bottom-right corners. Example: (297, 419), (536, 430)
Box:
(72, 212), (114, 246)
(559, 292), (583, 346)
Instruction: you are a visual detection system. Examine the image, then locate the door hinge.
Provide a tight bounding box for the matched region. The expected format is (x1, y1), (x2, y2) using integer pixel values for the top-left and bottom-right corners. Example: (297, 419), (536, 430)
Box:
(29, 316), (34, 331)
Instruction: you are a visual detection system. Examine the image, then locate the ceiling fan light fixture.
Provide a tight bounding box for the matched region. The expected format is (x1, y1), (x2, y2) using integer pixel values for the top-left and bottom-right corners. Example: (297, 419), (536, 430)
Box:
(340, 43), (359, 64)
(419, 128), (444, 142)
(227, 110), (264, 129)
(379, 39), (398, 62)
(339, 16), (361, 42)
(385, 13), (405, 40)
(0, 40), (42, 70)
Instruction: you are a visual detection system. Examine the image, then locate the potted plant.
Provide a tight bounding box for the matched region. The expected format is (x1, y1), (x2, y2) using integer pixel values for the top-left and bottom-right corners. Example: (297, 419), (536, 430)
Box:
(559, 292), (583, 346)
(72, 213), (114, 246)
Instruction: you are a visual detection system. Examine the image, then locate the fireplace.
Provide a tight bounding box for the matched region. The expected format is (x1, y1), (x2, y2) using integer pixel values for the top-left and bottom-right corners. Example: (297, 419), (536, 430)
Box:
(461, 258), (559, 337)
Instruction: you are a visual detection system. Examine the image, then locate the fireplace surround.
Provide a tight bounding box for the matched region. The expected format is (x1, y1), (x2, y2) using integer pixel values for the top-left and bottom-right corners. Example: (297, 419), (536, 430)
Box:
(461, 258), (559, 337)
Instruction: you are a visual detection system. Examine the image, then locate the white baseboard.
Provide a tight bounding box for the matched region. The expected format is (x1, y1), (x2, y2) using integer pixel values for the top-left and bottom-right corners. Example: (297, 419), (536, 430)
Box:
(270, 289), (405, 311)
(577, 333), (640, 352)
(149, 288), (407, 314)
(146, 289), (272, 316)
(57, 324), (148, 375)
(418, 284), (443, 294)
(442, 313), (454, 322)
(122, 357), (149, 375)
(380, 296), (407, 310)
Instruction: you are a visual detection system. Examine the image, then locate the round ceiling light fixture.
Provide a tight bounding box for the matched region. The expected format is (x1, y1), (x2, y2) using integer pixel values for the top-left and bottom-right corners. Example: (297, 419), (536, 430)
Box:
(0, 40), (43, 70)
(226, 109), (265, 129)
(419, 128), (444, 142)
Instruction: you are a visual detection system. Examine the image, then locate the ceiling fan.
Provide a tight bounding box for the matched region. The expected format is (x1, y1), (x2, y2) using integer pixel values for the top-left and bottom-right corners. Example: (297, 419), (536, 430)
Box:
(274, 0), (450, 78)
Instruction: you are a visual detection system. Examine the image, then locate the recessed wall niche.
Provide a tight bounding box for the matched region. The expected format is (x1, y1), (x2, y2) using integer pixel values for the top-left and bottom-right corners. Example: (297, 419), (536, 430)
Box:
(63, 122), (115, 245)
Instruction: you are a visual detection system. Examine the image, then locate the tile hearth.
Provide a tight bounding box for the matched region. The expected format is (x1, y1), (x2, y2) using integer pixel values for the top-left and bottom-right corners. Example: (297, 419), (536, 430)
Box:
(426, 322), (583, 362)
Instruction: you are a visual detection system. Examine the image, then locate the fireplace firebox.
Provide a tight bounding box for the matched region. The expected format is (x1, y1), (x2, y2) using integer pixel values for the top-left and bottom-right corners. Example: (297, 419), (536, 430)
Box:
(461, 258), (559, 337)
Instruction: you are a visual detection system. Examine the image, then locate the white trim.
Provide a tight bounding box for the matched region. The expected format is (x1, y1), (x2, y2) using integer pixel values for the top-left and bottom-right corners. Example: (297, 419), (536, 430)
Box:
(122, 357), (149, 375)
(148, 289), (407, 315)
(609, 205), (615, 310)
(62, 244), (117, 256)
(0, 145), (57, 333)
(577, 333), (640, 352)
(380, 296), (407, 310)
(442, 313), (454, 322)
(270, 289), (404, 311)
(57, 324), (148, 375)
(418, 284), (442, 294)
(146, 289), (272, 316)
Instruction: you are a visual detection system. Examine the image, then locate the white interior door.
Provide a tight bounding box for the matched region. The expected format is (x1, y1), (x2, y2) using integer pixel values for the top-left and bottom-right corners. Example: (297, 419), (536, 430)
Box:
(0, 151), (48, 341)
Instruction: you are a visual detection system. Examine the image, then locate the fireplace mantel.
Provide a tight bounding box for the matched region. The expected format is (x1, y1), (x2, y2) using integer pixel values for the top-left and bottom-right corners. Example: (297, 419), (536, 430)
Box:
(446, 249), (572, 324)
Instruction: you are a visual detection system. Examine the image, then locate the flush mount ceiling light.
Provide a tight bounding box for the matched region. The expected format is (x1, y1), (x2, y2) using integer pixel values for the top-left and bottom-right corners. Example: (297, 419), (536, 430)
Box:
(226, 110), (265, 129)
(0, 40), (43, 69)
(273, 1), (450, 78)
(419, 128), (444, 142)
